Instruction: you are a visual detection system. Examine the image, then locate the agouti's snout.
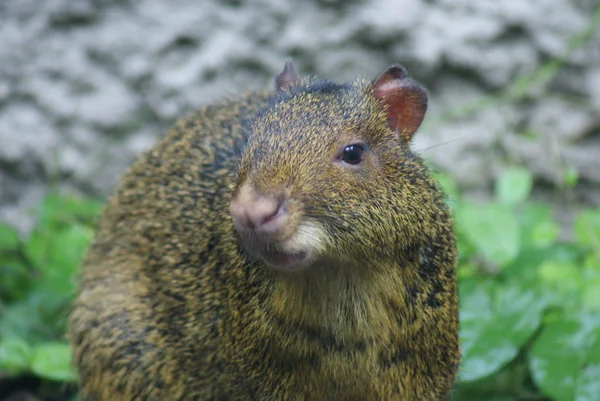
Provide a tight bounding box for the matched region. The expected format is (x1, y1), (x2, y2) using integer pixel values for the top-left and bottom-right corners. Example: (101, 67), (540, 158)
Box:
(230, 183), (314, 271)
(230, 183), (287, 234)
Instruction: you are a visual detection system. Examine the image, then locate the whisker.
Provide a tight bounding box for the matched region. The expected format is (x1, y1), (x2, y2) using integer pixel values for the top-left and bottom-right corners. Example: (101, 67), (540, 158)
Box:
(414, 134), (476, 154)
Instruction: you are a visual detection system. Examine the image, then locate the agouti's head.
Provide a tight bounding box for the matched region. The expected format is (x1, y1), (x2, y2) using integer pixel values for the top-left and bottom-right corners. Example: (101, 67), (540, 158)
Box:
(230, 61), (437, 272)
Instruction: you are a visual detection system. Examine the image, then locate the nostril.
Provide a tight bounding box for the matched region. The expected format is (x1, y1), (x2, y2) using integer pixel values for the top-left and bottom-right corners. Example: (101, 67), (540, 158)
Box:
(260, 198), (285, 226)
(230, 184), (287, 233)
(247, 197), (285, 231)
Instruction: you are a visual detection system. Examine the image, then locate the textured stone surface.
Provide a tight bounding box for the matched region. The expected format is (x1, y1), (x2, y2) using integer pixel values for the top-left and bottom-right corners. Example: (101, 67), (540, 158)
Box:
(1, 0), (599, 232)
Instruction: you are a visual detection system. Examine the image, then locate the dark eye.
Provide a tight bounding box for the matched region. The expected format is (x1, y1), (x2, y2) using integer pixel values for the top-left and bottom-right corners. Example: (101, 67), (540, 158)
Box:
(341, 144), (364, 165)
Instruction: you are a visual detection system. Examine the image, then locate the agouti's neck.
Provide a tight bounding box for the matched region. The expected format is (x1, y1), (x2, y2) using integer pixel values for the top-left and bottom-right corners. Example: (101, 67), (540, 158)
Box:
(270, 261), (415, 340)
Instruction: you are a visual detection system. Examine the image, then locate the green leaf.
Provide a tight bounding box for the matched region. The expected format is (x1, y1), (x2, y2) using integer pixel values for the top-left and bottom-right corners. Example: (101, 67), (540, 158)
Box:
(24, 224), (93, 295)
(31, 289), (72, 334)
(517, 202), (559, 248)
(530, 313), (600, 401)
(433, 171), (460, 207)
(30, 341), (75, 382)
(574, 209), (600, 250)
(581, 256), (600, 311)
(0, 302), (43, 342)
(0, 297), (61, 343)
(495, 166), (533, 206)
(37, 192), (102, 230)
(40, 224), (93, 294)
(23, 228), (46, 269)
(456, 229), (477, 262)
(577, 364), (600, 401)
(459, 280), (548, 382)
(576, 333), (600, 401)
(0, 337), (33, 375)
(537, 260), (582, 308)
(457, 202), (520, 267)
(530, 318), (581, 401)
(530, 219), (560, 248)
(0, 223), (19, 250)
(0, 258), (32, 302)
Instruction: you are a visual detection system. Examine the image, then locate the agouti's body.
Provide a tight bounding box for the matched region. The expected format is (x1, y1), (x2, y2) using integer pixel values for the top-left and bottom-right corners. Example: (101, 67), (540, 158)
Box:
(69, 62), (459, 400)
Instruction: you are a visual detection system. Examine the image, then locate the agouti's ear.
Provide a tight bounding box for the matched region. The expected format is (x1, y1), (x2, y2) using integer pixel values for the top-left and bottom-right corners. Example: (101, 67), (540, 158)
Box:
(372, 65), (428, 142)
(275, 60), (300, 92)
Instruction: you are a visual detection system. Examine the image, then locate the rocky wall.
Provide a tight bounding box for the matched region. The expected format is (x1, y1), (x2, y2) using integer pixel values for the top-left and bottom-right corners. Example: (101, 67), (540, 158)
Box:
(1, 0), (599, 232)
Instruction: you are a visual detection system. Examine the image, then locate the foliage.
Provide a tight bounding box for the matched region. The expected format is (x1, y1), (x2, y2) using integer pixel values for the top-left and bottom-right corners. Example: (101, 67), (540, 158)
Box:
(1, 167), (599, 400)
(0, 192), (102, 400)
(434, 166), (600, 401)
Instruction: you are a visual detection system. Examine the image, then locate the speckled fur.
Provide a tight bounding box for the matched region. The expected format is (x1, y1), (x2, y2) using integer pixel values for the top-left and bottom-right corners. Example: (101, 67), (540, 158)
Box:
(68, 68), (459, 400)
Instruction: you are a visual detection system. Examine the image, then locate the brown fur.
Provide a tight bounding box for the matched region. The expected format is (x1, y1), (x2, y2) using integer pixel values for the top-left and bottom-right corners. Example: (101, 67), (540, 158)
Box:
(68, 64), (459, 400)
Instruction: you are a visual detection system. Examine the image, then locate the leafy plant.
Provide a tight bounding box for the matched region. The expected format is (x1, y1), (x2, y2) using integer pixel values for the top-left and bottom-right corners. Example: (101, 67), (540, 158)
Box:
(0, 192), (102, 400)
(435, 166), (600, 401)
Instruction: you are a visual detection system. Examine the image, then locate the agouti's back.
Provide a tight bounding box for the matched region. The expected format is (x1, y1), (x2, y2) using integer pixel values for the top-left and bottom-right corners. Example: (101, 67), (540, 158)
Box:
(69, 61), (460, 400)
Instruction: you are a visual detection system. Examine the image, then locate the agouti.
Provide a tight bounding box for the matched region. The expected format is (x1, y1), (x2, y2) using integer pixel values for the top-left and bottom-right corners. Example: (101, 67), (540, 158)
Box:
(68, 61), (460, 400)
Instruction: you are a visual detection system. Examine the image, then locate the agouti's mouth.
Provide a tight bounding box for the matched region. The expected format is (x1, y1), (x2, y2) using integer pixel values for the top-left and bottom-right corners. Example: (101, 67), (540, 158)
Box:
(258, 249), (309, 271)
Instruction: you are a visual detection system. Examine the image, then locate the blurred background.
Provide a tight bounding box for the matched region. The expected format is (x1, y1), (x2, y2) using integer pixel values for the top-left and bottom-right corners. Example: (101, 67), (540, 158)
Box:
(0, 0), (599, 400)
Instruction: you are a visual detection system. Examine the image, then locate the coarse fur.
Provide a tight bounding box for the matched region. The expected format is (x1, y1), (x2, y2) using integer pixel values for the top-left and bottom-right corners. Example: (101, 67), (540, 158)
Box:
(68, 63), (460, 400)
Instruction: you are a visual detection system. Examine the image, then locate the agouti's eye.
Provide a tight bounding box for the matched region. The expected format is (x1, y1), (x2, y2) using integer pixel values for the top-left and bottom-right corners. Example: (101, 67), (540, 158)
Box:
(341, 144), (364, 165)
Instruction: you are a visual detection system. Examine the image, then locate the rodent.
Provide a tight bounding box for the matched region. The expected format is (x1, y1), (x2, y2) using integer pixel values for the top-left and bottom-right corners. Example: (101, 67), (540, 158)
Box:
(68, 60), (460, 400)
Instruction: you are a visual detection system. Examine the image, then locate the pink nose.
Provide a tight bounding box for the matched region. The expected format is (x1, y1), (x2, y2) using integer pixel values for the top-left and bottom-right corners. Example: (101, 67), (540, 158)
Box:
(230, 184), (287, 234)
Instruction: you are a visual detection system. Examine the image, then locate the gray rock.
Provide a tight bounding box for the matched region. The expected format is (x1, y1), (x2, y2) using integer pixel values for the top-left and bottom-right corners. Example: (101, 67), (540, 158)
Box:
(0, 103), (58, 167)
(1, 0), (599, 234)
(588, 69), (600, 110)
